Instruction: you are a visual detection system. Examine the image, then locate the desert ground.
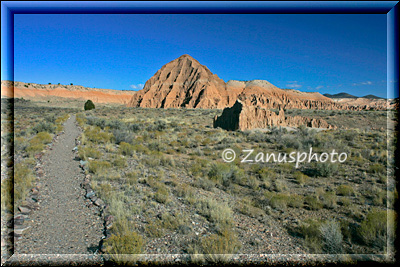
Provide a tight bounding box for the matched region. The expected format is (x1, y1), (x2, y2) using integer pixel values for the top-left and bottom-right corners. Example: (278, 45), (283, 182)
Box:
(1, 96), (396, 265)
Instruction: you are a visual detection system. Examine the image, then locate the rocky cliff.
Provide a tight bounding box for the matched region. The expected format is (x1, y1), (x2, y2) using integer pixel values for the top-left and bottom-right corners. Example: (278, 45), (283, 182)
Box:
(213, 100), (336, 131)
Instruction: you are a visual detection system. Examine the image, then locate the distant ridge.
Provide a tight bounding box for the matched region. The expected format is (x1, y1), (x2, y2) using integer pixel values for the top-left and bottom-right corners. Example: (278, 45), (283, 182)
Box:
(361, 94), (385, 100)
(323, 92), (357, 99)
(324, 92), (385, 100)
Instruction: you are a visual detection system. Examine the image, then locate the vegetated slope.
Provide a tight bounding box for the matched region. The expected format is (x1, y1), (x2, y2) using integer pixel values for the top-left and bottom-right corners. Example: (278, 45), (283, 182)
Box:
(1, 80), (136, 105)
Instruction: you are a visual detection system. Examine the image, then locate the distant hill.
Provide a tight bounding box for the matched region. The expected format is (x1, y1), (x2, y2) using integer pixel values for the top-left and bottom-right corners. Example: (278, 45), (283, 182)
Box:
(361, 94), (385, 99)
(324, 92), (385, 99)
(323, 92), (357, 99)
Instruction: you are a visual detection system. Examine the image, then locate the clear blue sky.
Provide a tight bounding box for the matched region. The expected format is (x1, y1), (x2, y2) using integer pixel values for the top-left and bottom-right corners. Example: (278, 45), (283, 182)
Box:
(12, 14), (392, 98)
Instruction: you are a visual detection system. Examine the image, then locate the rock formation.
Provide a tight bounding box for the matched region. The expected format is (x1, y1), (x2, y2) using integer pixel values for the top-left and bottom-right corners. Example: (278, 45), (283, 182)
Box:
(128, 54), (391, 111)
(213, 100), (336, 131)
(128, 54), (238, 109)
(1, 80), (136, 105)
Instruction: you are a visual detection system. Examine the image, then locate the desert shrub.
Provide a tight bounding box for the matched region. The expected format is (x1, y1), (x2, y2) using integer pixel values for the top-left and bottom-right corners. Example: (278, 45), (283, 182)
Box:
(106, 119), (126, 130)
(78, 145), (103, 160)
(32, 121), (56, 134)
(26, 132), (52, 156)
(236, 200), (265, 218)
(200, 228), (241, 257)
(14, 162), (35, 205)
(369, 163), (385, 174)
(299, 219), (323, 253)
(118, 142), (134, 156)
(128, 123), (142, 132)
(257, 166), (274, 181)
(208, 162), (231, 183)
(268, 193), (290, 210)
(322, 191), (337, 209)
(294, 171), (310, 186)
(304, 196), (323, 210)
(35, 132), (52, 144)
(358, 209), (389, 249)
(195, 198), (233, 227)
(84, 126), (112, 144)
(89, 160), (111, 174)
(125, 171), (138, 185)
(154, 186), (170, 204)
(161, 212), (189, 231)
(287, 194), (304, 208)
(113, 130), (133, 144)
(336, 185), (355, 196)
(319, 220), (343, 253)
(311, 162), (339, 177)
(76, 113), (86, 127)
(103, 231), (144, 256)
(193, 177), (215, 191)
(84, 99), (95, 110)
(145, 220), (164, 237)
(113, 156), (127, 168)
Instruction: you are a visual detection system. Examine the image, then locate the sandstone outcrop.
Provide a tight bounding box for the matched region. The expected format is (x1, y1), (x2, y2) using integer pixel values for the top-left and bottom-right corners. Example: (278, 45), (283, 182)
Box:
(1, 81), (136, 105)
(213, 100), (336, 131)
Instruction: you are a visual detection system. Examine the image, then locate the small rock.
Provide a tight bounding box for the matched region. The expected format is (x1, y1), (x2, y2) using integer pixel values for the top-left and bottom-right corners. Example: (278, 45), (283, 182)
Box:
(18, 206), (31, 214)
(14, 226), (31, 235)
(31, 188), (39, 195)
(94, 198), (105, 207)
(86, 191), (95, 198)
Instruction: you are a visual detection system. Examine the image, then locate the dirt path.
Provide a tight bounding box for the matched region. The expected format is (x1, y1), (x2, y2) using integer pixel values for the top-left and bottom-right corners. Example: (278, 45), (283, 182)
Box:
(15, 114), (104, 255)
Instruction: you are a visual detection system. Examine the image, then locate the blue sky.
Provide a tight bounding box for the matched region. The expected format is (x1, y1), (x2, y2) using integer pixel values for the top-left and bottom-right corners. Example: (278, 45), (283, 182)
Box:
(11, 14), (392, 98)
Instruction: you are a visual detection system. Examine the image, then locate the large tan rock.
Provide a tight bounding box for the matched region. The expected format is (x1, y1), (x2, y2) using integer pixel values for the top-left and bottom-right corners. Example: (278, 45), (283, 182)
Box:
(213, 100), (336, 131)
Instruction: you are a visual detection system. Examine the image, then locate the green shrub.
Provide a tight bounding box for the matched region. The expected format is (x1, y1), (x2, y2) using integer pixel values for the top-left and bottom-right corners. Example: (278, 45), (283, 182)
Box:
(304, 196), (323, 210)
(268, 193), (290, 210)
(336, 185), (355, 196)
(78, 145), (103, 160)
(32, 121), (56, 134)
(14, 162), (35, 205)
(369, 163), (385, 174)
(208, 162), (231, 184)
(103, 231), (144, 257)
(154, 186), (170, 204)
(358, 209), (389, 248)
(200, 228), (241, 256)
(294, 171), (310, 186)
(89, 160), (111, 174)
(84, 100), (95, 110)
(113, 156), (127, 168)
(35, 132), (52, 144)
(312, 163), (339, 177)
(322, 191), (337, 209)
(145, 219), (164, 237)
(299, 219), (323, 253)
(119, 142), (134, 156)
(195, 198), (233, 227)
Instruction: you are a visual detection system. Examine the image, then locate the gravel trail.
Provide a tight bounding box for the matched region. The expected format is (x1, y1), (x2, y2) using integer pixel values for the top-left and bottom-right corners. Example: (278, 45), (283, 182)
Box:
(15, 114), (104, 255)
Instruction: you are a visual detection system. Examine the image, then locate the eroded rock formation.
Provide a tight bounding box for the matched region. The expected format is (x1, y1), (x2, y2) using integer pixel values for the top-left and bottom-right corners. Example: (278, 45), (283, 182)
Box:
(128, 54), (237, 108)
(128, 55), (391, 111)
(213, 100), (336, 131)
